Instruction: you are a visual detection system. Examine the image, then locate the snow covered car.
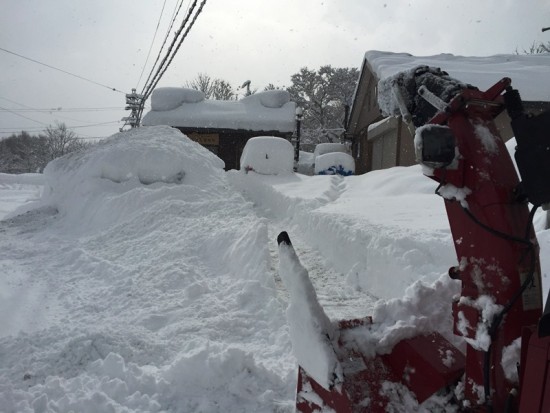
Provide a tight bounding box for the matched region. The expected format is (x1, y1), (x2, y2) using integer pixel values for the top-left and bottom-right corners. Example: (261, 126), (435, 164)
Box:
(240, 136), (294, 175)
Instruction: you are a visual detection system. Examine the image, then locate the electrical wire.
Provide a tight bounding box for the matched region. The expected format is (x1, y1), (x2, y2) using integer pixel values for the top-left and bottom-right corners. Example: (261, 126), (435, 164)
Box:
(0, 96), (123, 128)
(138, 0), (207, 122)
(140, 0), (199, 100)
(0, 46), (126, 94)
(0, 107), (121, 113)
(136, 0), (169, 89)
(139, 0), (188, 93)
(0, 105), (49, 126)
(148, 0), (207, 94)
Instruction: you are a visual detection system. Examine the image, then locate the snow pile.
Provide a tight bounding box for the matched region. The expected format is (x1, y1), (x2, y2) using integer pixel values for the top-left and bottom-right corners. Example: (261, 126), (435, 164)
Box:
(150, 87), (205, 111)
(343, 273), (462, 357)
(314, 152), (355, 176)
(240, 136), (294, 175)
(143, 89), (296, 133)
(0, 126), (295, 412)
(242, 89), (292, 109)
(38, 126), (225, 234)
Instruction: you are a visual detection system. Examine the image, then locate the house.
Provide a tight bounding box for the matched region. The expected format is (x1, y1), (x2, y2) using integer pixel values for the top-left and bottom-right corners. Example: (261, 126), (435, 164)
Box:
(347, 51), (550, 174)
(142, 88), (296, 170)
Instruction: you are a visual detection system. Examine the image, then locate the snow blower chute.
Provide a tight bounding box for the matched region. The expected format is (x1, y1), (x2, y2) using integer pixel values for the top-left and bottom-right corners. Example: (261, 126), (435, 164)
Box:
(278, 67), (550, 412)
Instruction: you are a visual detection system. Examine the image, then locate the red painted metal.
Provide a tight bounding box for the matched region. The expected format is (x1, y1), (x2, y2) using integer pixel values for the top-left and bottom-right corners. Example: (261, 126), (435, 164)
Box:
(428, 78), (543, 411)
(294, 78), (548, 412)
(295, 318), (464, 412)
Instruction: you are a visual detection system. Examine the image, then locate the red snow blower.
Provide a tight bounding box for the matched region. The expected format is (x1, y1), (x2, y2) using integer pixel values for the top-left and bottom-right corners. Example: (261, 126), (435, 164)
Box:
(278, 68), (550, 412)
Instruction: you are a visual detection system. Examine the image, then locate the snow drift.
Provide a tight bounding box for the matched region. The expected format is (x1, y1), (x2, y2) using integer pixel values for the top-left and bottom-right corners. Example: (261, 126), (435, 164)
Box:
(0, 126), (295, 412)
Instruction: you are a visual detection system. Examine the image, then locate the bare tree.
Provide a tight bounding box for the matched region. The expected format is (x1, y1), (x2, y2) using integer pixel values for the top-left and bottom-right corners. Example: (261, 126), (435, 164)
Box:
(42, 122), (87, 159)
(264, 83), (285, 91)
(516, 40), (550, 54)
(185, 73), (235, 100)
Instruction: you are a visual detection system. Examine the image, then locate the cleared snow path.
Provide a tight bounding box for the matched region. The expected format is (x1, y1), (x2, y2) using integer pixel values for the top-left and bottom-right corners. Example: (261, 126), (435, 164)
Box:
(228, 171), (378, 321)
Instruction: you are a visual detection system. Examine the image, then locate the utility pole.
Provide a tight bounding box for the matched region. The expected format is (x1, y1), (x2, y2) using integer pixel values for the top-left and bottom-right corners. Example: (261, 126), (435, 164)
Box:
(121, 89), (143, 131)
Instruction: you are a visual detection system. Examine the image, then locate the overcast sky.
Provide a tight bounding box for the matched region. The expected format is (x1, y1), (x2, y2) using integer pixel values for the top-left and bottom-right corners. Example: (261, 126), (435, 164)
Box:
(1, 0), (549, 139)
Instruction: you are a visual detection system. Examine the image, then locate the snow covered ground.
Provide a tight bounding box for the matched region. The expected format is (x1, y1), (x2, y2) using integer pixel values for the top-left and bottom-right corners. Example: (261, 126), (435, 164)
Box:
(0, 126), (548, 412)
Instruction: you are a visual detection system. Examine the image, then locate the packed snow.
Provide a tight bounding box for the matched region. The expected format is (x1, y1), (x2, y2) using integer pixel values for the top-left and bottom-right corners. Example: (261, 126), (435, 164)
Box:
(1, 126), (549, 412)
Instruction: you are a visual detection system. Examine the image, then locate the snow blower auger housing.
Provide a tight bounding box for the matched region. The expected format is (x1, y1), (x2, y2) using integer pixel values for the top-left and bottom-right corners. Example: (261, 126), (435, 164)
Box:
(279, 67), (550, 413)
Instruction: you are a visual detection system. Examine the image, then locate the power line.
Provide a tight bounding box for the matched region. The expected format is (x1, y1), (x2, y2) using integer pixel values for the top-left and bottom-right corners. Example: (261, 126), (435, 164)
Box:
(141, 0), (203, 100)
(0, 46), (127, 94)
(0, 96), (121, 113)
(0, 120), (121, 130)
(138, 0), (187, 92)
(0, 95), (123, 128)
(136, 0), (207, 123)
(136, 0), (170, 89)
(0, 105), (49, 126)
(0, 120), (122, 136)
(0, 107), (122, 113)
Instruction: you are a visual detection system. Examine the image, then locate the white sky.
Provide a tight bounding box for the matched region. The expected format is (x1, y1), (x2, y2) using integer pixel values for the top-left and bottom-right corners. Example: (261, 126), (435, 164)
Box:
(1, 0), (549, 139)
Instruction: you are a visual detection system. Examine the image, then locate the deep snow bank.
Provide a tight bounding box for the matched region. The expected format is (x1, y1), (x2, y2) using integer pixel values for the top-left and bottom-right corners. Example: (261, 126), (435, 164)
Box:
(229, 165), (455, 300)
(37, 126), (226, 234)
(0, 126), (295, 412)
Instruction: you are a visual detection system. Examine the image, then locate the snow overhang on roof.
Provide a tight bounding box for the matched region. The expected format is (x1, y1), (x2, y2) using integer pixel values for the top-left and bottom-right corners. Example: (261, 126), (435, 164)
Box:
(364, 50), (550, 102)
(142, 88), (297, 133)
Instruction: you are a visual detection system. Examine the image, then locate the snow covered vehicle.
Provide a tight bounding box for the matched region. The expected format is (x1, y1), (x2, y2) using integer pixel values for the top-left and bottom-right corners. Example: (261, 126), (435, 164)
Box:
(278, 67), (550, 412)
(240, 136), (294, 175)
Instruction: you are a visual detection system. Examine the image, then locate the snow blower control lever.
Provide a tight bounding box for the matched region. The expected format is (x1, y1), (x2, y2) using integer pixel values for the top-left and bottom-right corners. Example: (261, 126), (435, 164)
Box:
(287, 68), (550, 413)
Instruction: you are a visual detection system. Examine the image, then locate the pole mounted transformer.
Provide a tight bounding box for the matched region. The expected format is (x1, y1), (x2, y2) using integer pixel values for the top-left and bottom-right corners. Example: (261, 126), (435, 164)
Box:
(121, 89), (144, 131)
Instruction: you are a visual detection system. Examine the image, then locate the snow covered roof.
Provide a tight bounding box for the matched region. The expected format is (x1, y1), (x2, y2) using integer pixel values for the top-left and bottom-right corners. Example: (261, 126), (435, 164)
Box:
(364, 51), (550, 102)
(142, 88), (296, 133)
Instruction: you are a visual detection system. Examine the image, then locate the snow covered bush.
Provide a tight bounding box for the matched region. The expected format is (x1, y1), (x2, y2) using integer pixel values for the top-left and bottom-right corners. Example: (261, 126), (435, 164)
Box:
(314, 152), (355, 176)
(240, 136), (294, 175)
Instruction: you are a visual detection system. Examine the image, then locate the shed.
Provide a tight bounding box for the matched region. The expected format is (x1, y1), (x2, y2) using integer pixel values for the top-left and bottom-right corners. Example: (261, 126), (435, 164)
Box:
(142, 88), (296, 170)
(347, 51), (550, 174)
